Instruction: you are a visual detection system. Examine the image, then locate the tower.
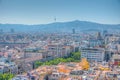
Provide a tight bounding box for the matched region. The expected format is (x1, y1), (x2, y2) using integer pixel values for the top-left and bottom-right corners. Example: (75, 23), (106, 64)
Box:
(96, 32), (102, 39)
(72, 29), (75, 34)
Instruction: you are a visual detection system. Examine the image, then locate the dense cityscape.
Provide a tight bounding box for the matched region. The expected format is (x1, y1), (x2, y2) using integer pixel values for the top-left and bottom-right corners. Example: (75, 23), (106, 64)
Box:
(0, 29), (120, 80)
(0, 0), (120, 80)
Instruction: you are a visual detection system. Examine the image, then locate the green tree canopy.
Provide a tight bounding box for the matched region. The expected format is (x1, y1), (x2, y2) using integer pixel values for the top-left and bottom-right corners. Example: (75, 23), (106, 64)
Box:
(35, 51), (81, 67)
(0, 73), (14, 80)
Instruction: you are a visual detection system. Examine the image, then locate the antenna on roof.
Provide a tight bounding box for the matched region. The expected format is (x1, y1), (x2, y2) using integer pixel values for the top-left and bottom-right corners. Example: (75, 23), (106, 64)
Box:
(54, 17), (56, 22)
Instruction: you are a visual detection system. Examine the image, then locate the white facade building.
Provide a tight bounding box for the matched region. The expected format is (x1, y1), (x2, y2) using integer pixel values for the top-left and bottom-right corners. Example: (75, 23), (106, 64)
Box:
(81, 48), (105, 62)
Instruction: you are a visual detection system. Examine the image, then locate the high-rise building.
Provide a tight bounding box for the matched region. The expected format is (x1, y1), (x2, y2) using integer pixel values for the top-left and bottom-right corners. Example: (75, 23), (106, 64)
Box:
(96, 32), (102, 40)
(72, 29), (75, 34)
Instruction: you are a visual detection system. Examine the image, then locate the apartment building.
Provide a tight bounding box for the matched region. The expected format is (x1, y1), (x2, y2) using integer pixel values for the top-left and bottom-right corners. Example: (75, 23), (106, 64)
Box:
(81, 48), (105, 62)
(47, 43), (71, 58)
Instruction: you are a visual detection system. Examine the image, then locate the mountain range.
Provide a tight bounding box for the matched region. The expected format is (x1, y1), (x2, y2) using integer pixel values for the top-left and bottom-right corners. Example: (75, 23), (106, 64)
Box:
(0, 20), (120, 33)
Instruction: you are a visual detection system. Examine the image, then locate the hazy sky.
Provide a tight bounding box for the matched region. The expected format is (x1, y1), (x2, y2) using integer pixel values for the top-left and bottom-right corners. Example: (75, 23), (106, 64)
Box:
(0, 0), (120, 24)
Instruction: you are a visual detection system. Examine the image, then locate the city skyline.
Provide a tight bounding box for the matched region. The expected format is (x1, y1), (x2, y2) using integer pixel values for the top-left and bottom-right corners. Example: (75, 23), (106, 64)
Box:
(0, 0), (120, 24)
(0, 0), (120, 80)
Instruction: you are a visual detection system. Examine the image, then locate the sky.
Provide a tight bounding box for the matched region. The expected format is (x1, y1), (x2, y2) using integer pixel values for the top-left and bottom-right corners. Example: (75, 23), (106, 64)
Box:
(0, 0), (120, 24)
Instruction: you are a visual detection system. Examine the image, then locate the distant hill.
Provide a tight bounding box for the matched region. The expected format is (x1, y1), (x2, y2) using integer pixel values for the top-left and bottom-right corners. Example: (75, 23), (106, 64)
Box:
(0, 20), (120, 33)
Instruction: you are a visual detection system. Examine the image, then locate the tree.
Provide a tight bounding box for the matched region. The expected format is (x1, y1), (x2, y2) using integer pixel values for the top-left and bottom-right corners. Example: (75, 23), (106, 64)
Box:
(80, 58), (90, 70)
(34, 51), (81, 67)
(71, 52), (81, 60)
(35, 61), (43, 68)
(0, 73), (14, 80)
